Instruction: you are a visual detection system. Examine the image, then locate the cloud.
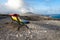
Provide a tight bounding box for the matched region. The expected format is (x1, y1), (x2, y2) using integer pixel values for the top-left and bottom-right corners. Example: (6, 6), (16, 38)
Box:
(5, 0), (33, 13)
(5, 0), (23, 9)
(0, 0), (59, 14)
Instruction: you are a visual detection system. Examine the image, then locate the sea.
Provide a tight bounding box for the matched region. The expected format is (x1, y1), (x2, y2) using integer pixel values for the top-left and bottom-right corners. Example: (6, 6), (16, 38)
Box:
(43, 14), (60, 19)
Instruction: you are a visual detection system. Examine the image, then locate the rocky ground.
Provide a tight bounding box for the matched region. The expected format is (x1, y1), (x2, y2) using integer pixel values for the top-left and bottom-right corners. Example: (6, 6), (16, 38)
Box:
(0, 17), (60, 40)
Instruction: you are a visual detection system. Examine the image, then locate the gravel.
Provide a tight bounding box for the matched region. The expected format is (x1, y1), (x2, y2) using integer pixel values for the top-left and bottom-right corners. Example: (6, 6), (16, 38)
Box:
(0, 17), (60, 40)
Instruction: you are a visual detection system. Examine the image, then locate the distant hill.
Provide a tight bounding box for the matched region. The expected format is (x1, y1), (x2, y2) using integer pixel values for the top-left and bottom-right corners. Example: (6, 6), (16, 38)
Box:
(20, 12), (52, 21)
(20, 12), (38, 16)
(24, 12), (34, 14)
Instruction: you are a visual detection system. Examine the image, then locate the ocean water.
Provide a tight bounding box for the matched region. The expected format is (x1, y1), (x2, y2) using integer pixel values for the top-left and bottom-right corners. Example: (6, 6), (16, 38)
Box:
(43, 14), (60, 19)
(49, 14), (60, 19)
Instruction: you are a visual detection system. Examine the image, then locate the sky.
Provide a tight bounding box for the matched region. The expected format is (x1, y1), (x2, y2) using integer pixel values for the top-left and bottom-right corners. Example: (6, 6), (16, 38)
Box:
(0, 0), (60, 14)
